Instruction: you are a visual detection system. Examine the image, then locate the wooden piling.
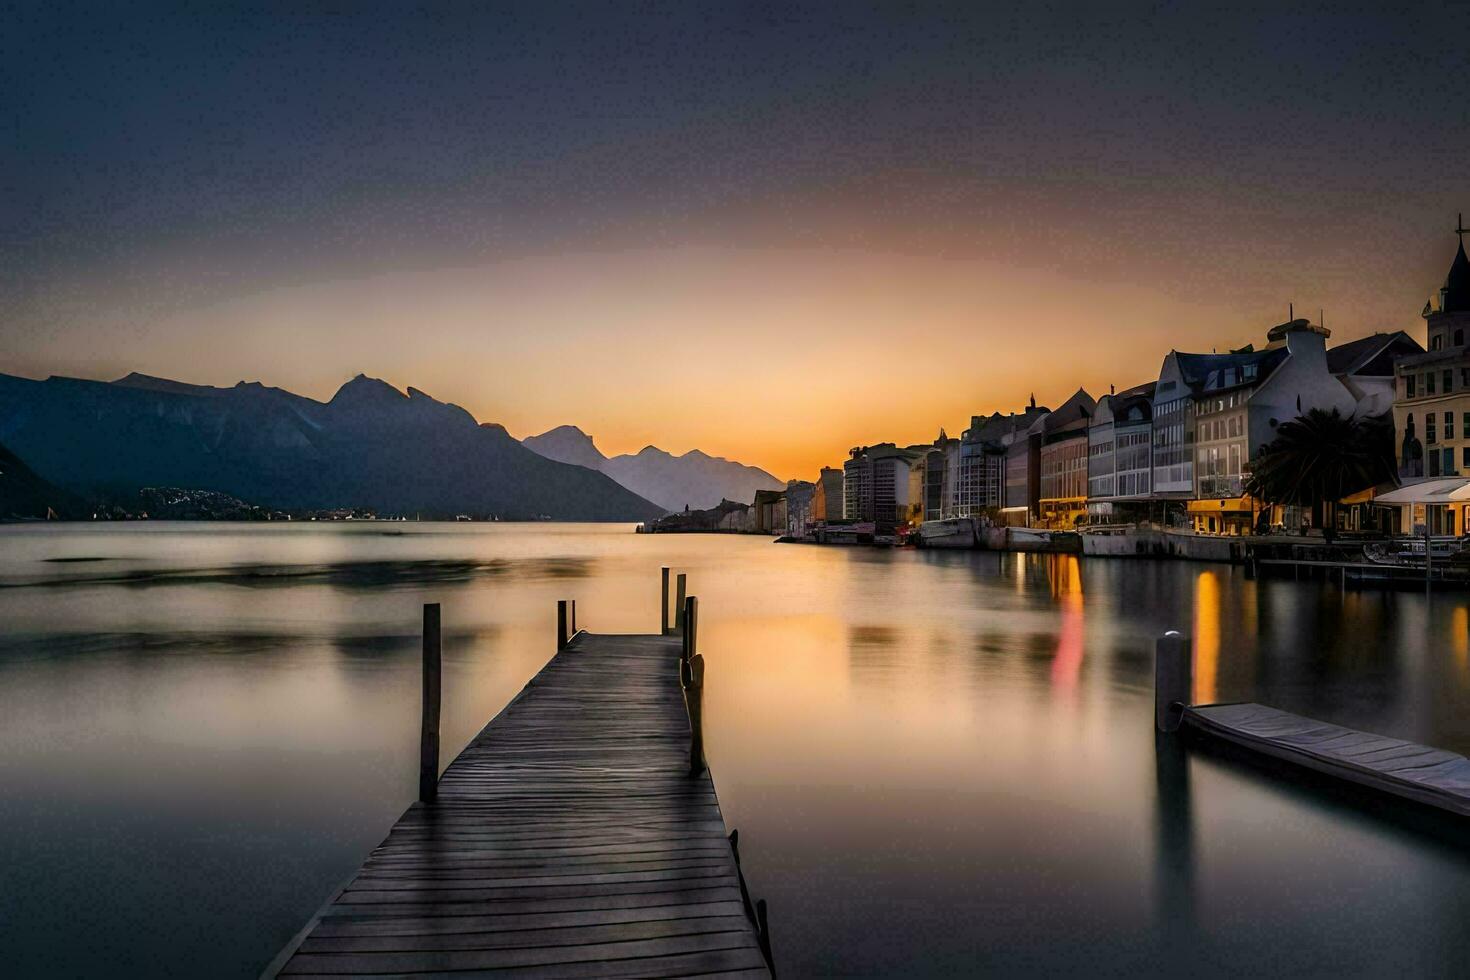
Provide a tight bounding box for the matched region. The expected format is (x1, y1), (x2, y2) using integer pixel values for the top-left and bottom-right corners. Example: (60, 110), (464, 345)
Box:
(681, 595), (705, 776)
(556, 599), (569, 650)
(419, 602), (441, 804)
(660, 566), (671, 634)
(675, 572), (688, 630)
(756, 898), (774, 974)
(1155, 630), (1192, 734)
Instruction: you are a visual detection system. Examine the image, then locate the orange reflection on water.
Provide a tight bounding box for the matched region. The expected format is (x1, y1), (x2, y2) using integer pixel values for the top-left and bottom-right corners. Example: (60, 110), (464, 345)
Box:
(1453, 607), (1468, 681)
(1051, 556), (1085, 691)
(1193, 571), (1220, 704)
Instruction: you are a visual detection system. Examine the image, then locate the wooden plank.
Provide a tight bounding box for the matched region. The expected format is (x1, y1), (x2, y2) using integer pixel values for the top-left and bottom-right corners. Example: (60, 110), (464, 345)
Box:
(308, 902), (753, 938)
(1184, 702), (1470, 816)
(279, 936), (764, 974)
(268, 632), (769, 977)
(282, 948), (771, 979)
(298, 915), (762, 953)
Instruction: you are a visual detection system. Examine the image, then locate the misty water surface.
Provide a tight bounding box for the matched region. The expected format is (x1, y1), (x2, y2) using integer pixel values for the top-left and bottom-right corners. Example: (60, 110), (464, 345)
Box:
(2, 523), (1469, 977)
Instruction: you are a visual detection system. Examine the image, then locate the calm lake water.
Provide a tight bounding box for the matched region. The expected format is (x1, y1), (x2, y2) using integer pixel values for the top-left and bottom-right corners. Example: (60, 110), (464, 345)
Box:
(3, 522), (1470, 977)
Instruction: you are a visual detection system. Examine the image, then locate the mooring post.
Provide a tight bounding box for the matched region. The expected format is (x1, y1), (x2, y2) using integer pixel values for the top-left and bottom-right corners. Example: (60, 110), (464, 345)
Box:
(1155, 630), (1193, 734)
(419, 602), (442, 804)
(755, 898), (774, 975)
(660, 566), (671, 634)
(681, 595), (706, 777)
(570, 598), (577, 636)
(675, 573), (687, 631)
(557, 599), (569, 651)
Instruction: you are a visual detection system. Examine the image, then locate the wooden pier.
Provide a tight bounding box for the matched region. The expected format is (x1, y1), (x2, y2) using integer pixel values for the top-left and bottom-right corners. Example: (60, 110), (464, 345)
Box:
(1155, 632), (1470, 819)
(1181, 703), (1470, 817)
(266, 574), (773, 978)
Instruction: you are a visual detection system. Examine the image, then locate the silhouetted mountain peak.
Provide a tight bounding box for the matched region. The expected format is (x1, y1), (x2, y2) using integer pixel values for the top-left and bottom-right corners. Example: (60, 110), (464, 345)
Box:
(112, 372), (226, 397)
(331, 374), (406, 404)
(521, 425), (607, 470)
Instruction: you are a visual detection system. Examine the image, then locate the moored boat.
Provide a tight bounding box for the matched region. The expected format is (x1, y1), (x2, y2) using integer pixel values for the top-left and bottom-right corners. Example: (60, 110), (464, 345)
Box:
(918, 516), (977, 549)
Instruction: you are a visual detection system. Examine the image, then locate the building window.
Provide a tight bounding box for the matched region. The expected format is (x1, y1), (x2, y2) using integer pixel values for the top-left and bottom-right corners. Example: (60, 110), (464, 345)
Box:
(1407, 375), (1417, 398)
(1447, 411), (1455, 439)
(1428, 372), (1437, 395)
(1431, 452), (1441, 476)
(1427, 414), (1437, 443)
(1446, 371), (1454, 393)
(1458, 329), (1465, 346)
(1463, 446), (1470, 470)
(1445, 448), (1455, 475)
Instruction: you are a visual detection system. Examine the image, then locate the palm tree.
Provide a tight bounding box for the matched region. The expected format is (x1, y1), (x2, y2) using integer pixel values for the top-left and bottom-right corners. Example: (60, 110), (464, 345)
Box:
(1244, 409), (1395, 533)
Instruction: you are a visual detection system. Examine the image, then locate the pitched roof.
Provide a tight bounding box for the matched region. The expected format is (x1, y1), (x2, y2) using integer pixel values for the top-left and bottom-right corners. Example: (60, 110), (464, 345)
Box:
(1041, 388), (1095, 437)
(1326, 331), (1422, 375)
(1173, 346), (1288, 394)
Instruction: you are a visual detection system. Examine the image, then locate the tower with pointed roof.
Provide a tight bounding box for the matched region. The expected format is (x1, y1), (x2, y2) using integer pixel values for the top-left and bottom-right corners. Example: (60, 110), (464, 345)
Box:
(1423, 214), (1470, 351)
(1390, 216), (1470, 530)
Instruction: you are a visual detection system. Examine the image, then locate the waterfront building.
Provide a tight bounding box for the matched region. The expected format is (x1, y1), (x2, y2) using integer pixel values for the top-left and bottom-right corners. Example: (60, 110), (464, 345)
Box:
(844, 443), (928, 534)
(1000, 398), (1052, 525)
(812, 466), (844, 524)
(843, 450), (870, 522)
(1086, 382), (1156, 524)
(1385, 220), (1470, 533)
(784, 480), (815, 538)
(924, 430), (956, 521)
(1154, 317), (1358, 534)
(940, 409), (1043, 520)
(1037, 389), (1096, 528)
(751, 488), (786, 535)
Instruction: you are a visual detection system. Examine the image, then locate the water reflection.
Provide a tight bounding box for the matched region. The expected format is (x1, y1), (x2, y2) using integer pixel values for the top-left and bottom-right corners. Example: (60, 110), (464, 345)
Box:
(1193, 571), (1220, 704)
(4, 525), (1470, 977)
(1050, 556), (1084, 692)
(1153, 733), (1196, 950)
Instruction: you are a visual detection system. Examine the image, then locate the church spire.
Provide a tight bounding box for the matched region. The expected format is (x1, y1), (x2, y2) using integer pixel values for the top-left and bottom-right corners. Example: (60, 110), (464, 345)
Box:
(1442, 212), (1470, 314)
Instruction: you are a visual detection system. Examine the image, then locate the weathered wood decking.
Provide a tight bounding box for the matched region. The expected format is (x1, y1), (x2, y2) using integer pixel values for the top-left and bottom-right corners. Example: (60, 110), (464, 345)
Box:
(269, 631), (771, 978)
(1183, 702), (1470, 817)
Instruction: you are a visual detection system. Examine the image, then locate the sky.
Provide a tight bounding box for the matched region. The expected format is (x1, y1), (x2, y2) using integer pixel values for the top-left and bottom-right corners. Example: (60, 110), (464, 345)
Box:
(3, 1), (1467, 480)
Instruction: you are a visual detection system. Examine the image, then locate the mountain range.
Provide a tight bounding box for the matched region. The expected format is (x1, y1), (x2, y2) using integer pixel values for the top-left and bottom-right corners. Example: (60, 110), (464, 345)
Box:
(521, 425), (783, 513)
(0, 372), (664, 522)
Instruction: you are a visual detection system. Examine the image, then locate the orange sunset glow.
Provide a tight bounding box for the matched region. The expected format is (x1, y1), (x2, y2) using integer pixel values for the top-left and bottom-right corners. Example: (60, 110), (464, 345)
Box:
(7, 239), (1448, 480)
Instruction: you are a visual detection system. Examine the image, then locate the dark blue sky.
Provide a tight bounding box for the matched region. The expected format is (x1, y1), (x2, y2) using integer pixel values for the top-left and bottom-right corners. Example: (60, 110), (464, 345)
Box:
(2, 2), (1466, 469)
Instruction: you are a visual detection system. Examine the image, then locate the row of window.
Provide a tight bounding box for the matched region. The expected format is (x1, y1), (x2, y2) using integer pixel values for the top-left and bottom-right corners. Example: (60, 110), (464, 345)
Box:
(1196, 414), (1245, 442)
(1194, 389), (1248, 415)
(1197, 443), (1244, 477)
(1415, 411), (1470, 445)
(1403, 366), (1470, 399)
(1201, 364), (1258, 391)
(1427, 447), (1470, 477)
